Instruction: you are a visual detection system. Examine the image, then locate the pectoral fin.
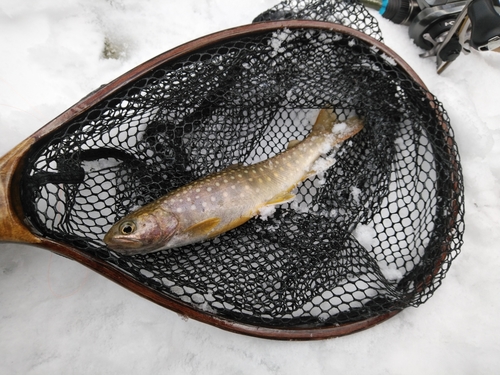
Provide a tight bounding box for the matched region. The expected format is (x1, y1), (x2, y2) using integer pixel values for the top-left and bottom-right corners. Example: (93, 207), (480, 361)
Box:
(183, 217), (221, 236)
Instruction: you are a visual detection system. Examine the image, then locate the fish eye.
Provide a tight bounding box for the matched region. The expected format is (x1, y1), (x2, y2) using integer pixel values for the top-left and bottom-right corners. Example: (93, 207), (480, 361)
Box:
(120, 221), (136, 235)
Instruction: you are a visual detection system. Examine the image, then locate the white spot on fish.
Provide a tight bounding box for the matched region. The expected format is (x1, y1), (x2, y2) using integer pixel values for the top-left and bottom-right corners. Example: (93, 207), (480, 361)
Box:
(223, 192), (228, 197)
(207, 187), (212, 192)
(196, 188), (200, 193)
(191, 205), (196, 210)
(211, 197), (216, 202)
(177, 208), (183, 213)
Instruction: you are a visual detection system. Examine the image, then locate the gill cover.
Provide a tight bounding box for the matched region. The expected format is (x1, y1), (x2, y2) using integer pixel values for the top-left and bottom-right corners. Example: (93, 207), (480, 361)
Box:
(104, 208), (179, 255)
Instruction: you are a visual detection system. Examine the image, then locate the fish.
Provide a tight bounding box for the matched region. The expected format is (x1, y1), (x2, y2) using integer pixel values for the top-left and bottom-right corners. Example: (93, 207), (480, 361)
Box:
(103, 108), (364, 255)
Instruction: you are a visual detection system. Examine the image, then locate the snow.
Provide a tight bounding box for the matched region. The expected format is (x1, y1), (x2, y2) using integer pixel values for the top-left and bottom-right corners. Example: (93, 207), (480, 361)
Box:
(1, 1), (500, 374)
(352, 222), (376, 251)
(378, 263), (405, 282)
(269, 28), (294, 56)
(259, 204), (279, 220)
(350, 185), (362, 204)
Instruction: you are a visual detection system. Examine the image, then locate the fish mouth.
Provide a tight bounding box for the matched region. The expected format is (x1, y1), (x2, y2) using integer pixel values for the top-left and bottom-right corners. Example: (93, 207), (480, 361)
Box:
(103, 233), (165, 255)
(103, 234), (143, 251)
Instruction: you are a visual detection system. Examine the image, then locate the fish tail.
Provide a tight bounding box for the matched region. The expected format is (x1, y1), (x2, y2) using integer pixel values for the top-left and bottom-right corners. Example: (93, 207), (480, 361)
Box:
(311, 108), (364, 143)
(311, 108), (338, 135)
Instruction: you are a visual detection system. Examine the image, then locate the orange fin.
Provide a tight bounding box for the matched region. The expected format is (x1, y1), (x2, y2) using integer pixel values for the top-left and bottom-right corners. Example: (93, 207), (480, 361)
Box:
(265, 192), (296, 206)
(208, 215), (253, 238)
(224, 163), (243, 171)
(287, 139), (301, 149)
(311, 108), (338, 134)
(183, 217), (221, 236)
(301, 170), (319, 181)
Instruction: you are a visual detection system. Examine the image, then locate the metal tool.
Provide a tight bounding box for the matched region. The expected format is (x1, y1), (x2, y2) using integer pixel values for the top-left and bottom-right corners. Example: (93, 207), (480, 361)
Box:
(364, 0), (500, 72)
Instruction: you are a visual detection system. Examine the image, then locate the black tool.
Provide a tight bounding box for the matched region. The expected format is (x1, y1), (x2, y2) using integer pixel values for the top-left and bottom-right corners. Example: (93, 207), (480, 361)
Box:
(364, 0), (500, 72)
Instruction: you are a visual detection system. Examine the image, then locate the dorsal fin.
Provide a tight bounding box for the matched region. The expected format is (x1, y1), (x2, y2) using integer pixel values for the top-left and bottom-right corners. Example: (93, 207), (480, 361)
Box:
(287, 139), (302, 149)
(225, 163), (243, 171)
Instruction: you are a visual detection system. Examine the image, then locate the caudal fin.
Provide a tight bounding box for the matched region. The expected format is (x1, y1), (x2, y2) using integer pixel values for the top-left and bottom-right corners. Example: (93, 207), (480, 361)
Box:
(311, 108), (338, 134)
(312, 108), (364, 143)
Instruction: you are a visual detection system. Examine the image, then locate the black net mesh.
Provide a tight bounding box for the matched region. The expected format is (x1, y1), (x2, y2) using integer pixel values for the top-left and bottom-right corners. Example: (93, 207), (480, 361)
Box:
(253, 0), (383, 42)
(19, 3), (464, 331)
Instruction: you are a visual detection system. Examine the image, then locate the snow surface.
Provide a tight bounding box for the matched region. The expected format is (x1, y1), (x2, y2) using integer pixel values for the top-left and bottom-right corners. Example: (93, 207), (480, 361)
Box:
(1, 0), (500, 374)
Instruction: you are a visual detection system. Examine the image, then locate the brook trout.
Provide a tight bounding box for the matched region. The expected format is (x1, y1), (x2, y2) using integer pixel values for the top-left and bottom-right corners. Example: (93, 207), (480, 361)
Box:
(104, 109), (363, 255)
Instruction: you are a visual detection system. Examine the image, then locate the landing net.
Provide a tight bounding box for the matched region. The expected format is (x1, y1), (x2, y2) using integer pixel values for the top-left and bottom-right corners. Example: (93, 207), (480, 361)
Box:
(20, 1), (463, 334)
